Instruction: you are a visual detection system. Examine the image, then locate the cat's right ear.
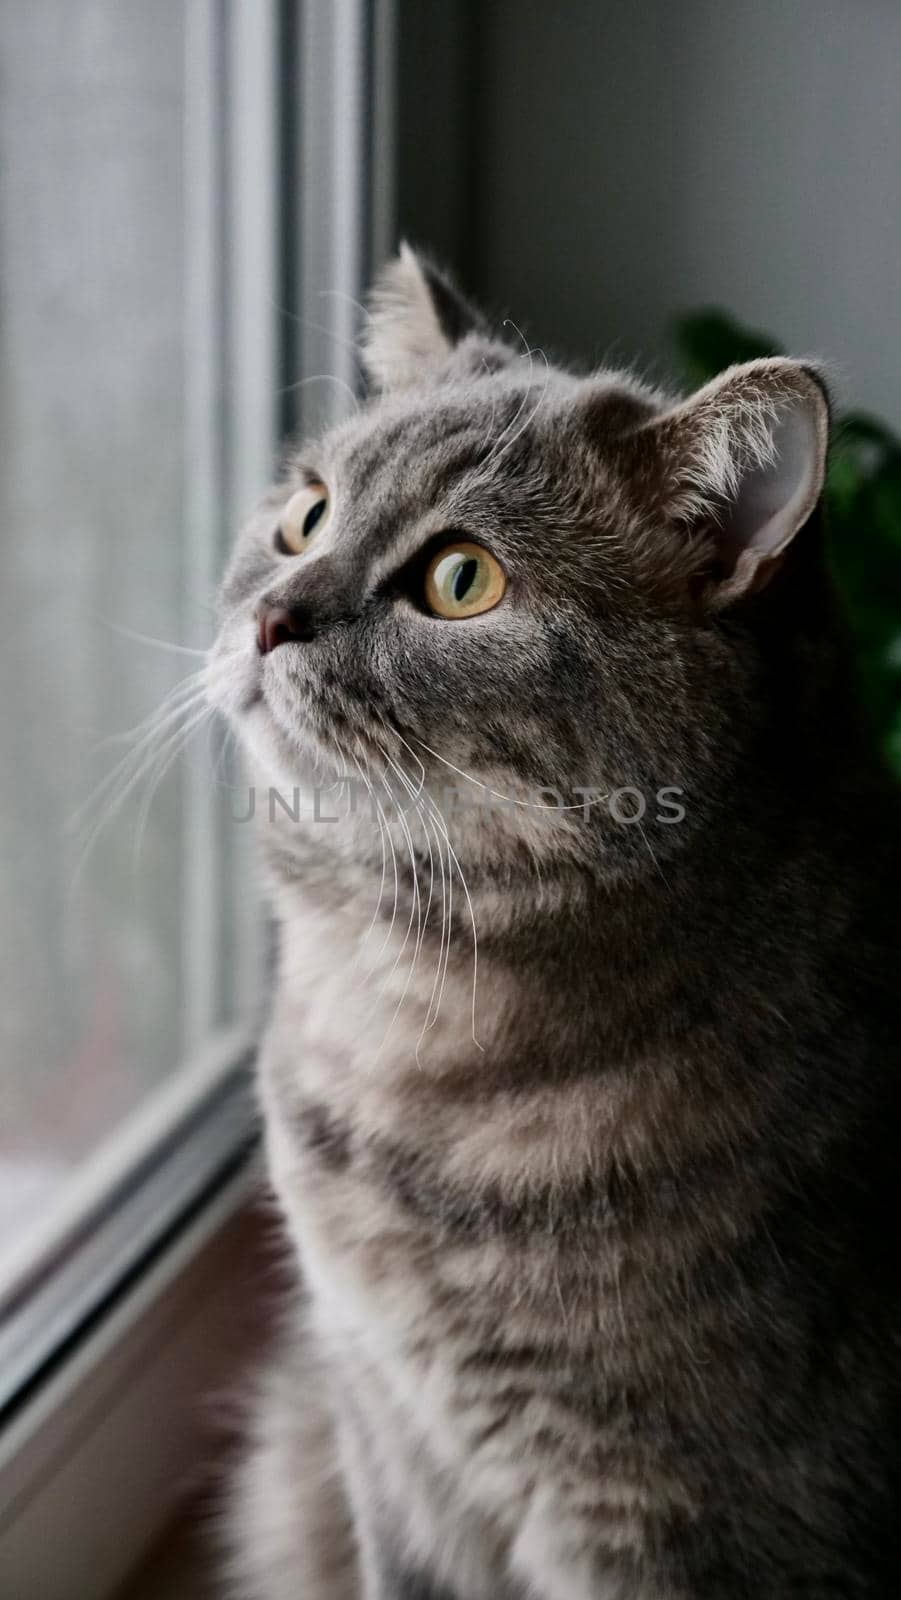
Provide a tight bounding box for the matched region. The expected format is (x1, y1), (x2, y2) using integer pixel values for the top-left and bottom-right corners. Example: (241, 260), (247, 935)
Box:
(361, 244), (485, 392)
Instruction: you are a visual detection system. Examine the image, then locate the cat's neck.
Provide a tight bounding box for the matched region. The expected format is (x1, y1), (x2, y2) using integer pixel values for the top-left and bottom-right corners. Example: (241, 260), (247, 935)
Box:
(264, 723), (898, 1074)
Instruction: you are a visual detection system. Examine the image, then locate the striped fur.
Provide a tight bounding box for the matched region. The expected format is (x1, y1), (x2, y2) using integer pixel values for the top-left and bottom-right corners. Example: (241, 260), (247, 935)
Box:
(212, 252), (901, 1598)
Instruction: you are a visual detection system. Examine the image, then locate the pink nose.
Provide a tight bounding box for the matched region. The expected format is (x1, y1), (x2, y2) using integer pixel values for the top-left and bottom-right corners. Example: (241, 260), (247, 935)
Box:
(255, 603), (315, 654)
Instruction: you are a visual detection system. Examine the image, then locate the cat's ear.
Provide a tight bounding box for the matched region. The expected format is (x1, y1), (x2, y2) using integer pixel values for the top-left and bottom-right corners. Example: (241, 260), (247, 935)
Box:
(633, 358), (829, 606)
(362, 244), (485, 392)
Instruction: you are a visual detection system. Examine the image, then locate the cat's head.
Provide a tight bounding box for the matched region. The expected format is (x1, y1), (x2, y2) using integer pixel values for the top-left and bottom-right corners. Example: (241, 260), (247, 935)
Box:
(209, 246), (829, 885)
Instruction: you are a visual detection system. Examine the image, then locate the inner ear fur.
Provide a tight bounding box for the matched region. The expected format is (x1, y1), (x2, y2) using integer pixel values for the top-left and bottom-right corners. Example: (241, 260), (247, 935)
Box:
(626, 358), (830, 607)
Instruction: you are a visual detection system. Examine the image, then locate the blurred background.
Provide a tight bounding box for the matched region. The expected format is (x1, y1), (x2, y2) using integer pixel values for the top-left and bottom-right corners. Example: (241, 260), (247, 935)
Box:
(404, 1), (901, 424)
(1, 3), (899, 1595)
(398, 0), (901, 769)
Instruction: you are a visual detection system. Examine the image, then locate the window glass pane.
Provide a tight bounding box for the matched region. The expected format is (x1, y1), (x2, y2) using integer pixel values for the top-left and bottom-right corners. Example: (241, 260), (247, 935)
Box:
(0, 1), (235, 1268)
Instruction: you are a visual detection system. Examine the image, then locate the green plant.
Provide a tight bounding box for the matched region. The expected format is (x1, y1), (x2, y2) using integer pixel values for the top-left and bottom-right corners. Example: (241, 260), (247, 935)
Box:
(674, 310), (901, 778)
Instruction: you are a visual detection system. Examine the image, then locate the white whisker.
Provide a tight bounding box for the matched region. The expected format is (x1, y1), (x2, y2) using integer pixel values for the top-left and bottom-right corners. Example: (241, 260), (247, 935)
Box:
(637, 820), (670, 889)
(268, 297), (367, 373)
(350, 743), (390, 962)
(318, 287), (371, 327)
(382, 745), (448, 1068)
(485, 319), (534, 464)
(379, 744), (436, 1007)
(91, 671), (209, 753)
(99, 621), (209, 659)
(67, 656), (230, 893)
(381, 728), (465, 1038)
(131, 706), (213, 869)
(490, 342), (550, 467)
(426, 809), (451, 1037)
(371, 720), (455, 1053)
(362, 756), (400, 971)
(72, 701), (211, 886)
(424, 793), (483, 1052)
(277, 372), (360, 412)
(408, 735), (608, 813)
(370, 749), (425, 1064)
(374, 758), (421, 992)
(71, 682), (210, 826)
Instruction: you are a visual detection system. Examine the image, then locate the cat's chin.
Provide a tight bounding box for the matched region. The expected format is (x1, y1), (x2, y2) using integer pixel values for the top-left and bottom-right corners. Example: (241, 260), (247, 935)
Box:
(239, 692), (345, 793)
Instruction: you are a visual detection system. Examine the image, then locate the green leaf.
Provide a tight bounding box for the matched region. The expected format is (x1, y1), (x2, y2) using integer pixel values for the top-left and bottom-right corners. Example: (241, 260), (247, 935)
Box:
(672, 309), (782, 389)
(673, 307), (901, 780)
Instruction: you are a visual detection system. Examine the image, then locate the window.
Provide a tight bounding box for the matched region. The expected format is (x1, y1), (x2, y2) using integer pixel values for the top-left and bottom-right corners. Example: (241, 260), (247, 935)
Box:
(0, 2), (393, 1593)
(0, 0), (269, 1401)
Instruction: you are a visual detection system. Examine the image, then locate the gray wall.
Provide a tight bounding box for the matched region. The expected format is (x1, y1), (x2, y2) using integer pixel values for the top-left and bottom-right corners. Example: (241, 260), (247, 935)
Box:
(400, 0), (901, 423)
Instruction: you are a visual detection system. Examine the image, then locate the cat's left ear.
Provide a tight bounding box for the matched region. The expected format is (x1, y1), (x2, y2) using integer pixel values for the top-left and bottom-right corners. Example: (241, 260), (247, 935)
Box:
(362, 244), (485, 392)
(633, 358), (830, 606)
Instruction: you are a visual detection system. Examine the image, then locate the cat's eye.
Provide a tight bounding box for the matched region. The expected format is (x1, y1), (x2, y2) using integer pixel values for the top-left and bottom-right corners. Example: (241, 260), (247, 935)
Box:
(423, 541), (507, 619)
(274, 482), (330, 555)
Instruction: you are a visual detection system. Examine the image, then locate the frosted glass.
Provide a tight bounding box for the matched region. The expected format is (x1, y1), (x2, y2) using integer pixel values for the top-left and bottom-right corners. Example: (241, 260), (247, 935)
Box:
(0, 1), (225, 1257)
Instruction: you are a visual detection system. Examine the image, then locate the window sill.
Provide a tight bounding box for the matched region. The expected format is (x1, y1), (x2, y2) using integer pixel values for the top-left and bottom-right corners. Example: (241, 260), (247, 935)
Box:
(0, 1158), (274, 1600)
(115, 1505), (217, 1600)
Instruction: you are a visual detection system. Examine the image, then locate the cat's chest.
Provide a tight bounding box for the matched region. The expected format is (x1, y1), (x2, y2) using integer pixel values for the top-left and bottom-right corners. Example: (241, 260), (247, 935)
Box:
(262, 902), (723, 1384)
(261, 1027), (678, 1374)
(269, 1094), (697, 1600)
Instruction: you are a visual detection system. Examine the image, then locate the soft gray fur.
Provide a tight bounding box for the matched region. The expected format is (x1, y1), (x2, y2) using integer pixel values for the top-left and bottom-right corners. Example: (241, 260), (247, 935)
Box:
(210, 248), (901, 1598)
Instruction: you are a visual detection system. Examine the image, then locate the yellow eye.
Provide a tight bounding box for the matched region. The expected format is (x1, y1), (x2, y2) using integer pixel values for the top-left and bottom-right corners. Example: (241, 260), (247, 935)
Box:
(423, 541), (507, 619)
(275, 483), (330, 555)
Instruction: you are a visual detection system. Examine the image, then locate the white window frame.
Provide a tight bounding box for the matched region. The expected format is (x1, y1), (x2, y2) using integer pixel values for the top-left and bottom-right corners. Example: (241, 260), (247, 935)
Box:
(0, 3), (395, 1592)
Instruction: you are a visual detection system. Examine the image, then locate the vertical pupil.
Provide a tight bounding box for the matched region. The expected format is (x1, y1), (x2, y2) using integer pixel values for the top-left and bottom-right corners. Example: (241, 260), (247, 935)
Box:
(303, 498), (326, 538)
(453, 557), (478, 602)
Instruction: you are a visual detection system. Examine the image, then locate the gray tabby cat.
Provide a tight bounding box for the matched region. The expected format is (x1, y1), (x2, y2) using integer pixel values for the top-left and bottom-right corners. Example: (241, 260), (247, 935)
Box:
(210, 247), (901, 1599)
